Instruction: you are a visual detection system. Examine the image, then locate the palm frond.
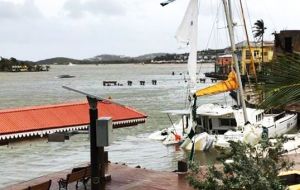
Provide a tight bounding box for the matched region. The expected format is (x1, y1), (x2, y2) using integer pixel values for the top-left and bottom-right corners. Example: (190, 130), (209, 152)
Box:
(253, 19), (266, 40)
(258, 53), (300, 110)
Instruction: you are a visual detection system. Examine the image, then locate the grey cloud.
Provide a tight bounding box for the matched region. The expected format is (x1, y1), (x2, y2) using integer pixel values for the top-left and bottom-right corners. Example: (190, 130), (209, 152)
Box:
(64, 0), (126, 18)
(0, 0), (43, 20)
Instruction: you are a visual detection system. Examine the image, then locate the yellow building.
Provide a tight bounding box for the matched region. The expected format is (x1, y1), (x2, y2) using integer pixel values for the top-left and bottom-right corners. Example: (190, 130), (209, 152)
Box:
(235, 41), (274, 75)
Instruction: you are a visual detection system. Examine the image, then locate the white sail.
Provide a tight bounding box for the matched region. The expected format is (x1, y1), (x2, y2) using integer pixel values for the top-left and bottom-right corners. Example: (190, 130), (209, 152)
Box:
(175, 0), (198, 88)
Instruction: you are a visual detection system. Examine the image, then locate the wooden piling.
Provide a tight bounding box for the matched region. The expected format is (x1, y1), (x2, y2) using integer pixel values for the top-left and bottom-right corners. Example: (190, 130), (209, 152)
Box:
(152, 80), (157, 85)
(199, 78), (206, 83)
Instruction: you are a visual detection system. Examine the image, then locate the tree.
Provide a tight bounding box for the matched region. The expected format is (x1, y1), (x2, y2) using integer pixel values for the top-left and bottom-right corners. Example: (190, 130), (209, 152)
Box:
(258, 53), (300, 109)
(253, 19), (267, 69)
(187, 139), (294, 190)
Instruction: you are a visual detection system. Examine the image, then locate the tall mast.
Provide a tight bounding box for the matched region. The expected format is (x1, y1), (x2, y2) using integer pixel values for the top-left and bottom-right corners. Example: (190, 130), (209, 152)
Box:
(222, 0), (249, 123)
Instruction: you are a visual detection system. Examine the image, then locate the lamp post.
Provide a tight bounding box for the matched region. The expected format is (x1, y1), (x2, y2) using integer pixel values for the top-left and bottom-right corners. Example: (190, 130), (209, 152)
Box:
(87, 96), (101, 190)
(63, 86), (113, 190)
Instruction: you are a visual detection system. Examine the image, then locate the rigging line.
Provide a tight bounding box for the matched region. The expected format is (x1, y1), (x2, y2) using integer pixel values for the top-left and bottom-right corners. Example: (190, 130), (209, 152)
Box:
(242, 0), (261, 83)
(205, 2), (221, 49)
(221, 2), (230, 55)
(215, 3), (221, 49)
(239, 0), (257, 84)
(197, 1), (221, 77)
(196, 0), (203, 78)
(232, 0), (243, 42)
(184, 83), (189, 108)
(216, 3), (227, 52)
(260, 0), (277, 32)
(233, 0), (247, 46)
(167, 113), (177, 133)
(243, 0), (255, 41)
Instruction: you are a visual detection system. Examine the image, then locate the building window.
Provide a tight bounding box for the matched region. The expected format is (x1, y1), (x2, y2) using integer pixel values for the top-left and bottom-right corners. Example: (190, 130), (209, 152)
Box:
(245, 50), (251, 60)
(263, 52), (268, 56)
(254, 50), (260, 57)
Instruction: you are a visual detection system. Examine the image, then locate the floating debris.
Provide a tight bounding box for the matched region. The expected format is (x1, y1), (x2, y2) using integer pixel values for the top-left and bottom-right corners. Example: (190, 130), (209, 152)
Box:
(56, 75), (75, 78)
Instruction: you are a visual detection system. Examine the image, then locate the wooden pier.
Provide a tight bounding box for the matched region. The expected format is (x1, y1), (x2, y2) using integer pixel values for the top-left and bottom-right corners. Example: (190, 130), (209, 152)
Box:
(4, 163), (193, 190)
(103, 81), (118, 86)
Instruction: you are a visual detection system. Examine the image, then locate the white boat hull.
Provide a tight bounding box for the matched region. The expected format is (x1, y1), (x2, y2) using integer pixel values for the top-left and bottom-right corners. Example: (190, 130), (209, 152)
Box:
(181, 132), (214, 151)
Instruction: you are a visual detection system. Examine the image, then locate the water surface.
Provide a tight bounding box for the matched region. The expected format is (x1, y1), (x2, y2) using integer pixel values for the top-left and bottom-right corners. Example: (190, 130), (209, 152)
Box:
(0, 64), (233, 188)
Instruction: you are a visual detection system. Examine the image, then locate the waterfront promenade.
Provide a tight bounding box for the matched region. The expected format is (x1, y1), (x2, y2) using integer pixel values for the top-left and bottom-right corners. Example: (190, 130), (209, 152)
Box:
(4, 163), (193, 190)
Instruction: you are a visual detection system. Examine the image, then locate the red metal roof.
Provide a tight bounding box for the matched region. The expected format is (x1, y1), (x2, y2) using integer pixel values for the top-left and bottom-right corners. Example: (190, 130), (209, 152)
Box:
(0, 101), (147, 137)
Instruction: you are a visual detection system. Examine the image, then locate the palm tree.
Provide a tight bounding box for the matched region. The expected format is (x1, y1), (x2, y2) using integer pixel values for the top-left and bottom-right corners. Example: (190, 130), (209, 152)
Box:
(253, 19), (267, 70)
(258, 53), (300, 110)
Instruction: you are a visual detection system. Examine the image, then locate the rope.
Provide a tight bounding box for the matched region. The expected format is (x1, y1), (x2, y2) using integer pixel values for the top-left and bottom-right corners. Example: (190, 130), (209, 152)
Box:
(189, 138), (195, 161)
(239, 0), (257, 84)
(167, 113), (177, 134)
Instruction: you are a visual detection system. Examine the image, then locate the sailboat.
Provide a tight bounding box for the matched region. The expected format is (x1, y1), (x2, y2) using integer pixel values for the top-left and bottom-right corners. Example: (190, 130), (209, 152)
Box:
(149, 0), (199, 145)
(149, 0), (298, 151)
(181, 0), (297, 151)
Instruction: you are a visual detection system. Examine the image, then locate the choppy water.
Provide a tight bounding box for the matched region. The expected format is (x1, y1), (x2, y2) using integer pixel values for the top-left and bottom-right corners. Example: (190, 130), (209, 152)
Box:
(0, 64), (234, 188)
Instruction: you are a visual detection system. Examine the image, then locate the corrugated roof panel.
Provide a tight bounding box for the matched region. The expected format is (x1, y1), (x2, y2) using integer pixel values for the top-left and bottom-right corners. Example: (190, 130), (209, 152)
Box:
(0, 101), (147, 136)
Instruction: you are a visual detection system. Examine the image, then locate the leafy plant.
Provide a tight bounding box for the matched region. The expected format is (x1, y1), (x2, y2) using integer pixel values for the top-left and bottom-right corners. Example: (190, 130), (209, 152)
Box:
(258, 53), (300, 110)
(187, 139), (294, 190)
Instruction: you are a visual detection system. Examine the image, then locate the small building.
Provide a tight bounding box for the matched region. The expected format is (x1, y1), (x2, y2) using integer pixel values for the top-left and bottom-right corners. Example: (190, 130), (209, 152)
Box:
(235, 40), (274, 75)
(274, 30), (300, 55)
(215, 54), (232, 75)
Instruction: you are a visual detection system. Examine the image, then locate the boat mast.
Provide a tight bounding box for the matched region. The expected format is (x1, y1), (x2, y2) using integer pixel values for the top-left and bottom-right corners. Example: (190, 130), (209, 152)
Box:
(222, 0), (249, 123)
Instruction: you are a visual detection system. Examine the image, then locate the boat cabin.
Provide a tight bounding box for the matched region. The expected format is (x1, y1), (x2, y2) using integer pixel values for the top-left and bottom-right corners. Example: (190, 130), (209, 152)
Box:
(193, 104), (265, 135)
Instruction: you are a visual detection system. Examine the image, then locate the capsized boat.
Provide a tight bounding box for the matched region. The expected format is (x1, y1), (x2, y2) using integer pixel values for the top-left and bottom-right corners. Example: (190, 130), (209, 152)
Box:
(148, 115), (186, 141)
(180, 70), (298, 150)
(213, 111), (298, 149)
(152, 0), (298, 154)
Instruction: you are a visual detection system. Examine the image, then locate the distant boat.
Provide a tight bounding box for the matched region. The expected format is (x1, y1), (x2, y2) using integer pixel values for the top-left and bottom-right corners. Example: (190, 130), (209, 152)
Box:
(68, 62), (74, 66)
(56, 75), (75, 78)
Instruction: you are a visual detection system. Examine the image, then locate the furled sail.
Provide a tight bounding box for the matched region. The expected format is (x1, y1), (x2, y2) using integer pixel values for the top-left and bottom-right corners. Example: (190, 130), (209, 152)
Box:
(175, 0), (198, 88)
(195, 71), (239, 97)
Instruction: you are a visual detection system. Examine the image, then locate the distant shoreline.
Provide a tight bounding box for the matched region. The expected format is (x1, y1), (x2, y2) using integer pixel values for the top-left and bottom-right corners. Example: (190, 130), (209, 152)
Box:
(52, 62), (215, 65)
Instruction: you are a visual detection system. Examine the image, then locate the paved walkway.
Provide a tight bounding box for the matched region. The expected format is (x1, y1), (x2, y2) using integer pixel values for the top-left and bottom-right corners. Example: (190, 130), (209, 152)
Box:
(6, 154), (300, 190)
(4, 163), (193, 190)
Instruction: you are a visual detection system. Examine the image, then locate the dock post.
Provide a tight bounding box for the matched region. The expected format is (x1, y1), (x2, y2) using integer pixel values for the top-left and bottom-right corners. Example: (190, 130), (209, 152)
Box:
(87, 97), (101, 190)
(127, 81), (132, 86)
(177, 160), (188, 172)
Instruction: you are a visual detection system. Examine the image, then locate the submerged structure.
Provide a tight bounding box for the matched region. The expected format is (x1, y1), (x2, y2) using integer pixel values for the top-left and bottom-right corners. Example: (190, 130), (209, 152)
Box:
(0, 101), (147, 143)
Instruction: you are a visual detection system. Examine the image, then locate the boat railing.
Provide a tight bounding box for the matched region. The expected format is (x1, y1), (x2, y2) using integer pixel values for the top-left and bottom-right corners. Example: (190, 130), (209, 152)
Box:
(274, 111), (286, 121)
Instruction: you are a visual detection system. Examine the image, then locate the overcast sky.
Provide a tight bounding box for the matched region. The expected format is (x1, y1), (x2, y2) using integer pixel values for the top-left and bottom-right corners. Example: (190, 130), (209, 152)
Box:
(0, 0), (299, 61)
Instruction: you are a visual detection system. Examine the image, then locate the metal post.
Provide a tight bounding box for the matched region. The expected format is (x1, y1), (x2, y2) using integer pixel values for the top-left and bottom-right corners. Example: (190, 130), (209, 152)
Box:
(222, 0), (249, 123)
(99, 146), (105, 180)
(87, 97), (101, 190)
(62, 86), (115, 190)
